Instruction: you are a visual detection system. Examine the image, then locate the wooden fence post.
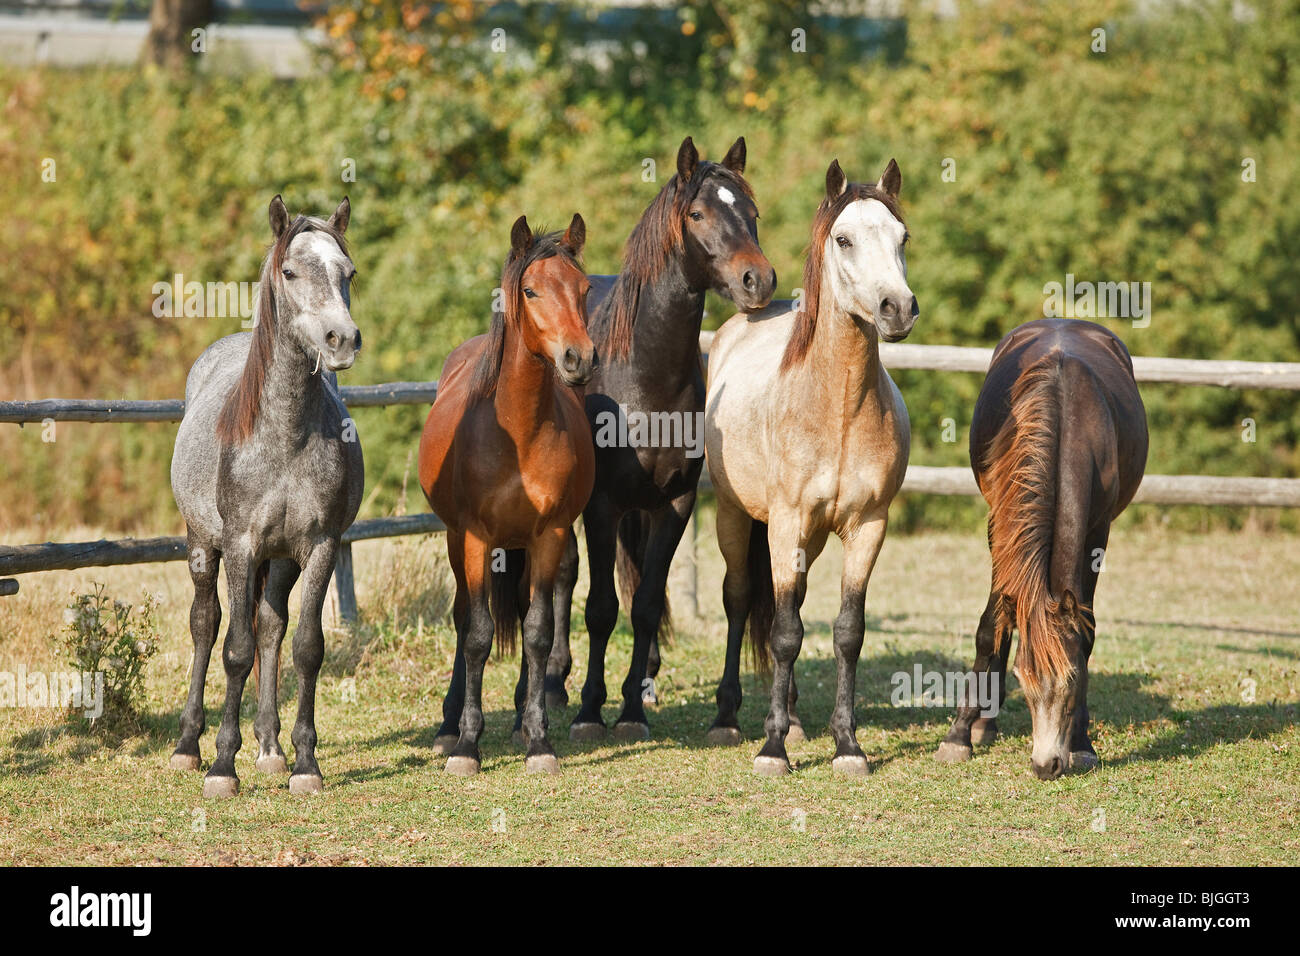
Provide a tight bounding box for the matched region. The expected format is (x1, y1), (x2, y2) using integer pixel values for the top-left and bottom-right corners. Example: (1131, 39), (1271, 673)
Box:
(668, 508), (699, 621)
(333, 542), (358, 625)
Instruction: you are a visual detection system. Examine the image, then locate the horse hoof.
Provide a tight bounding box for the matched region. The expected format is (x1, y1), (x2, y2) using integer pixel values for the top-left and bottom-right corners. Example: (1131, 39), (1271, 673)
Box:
(288, 773), (323, 795)
(706, 726), (742, 747)
(525, 754), (560, 775)
(510, 730), (527, 750)
(753, 755), (791, 777)
(613, 722), (650, 743)
(202, 775), (239, 799)
(255, 754), (288, 774)
(545, 692), (568, 712)
(169, 752), (200, 771)
(971, 722), (999, 746)
(832, 754), (872, 777)
(935, 741), (973, 764)
(785, 723), (807, 744)
(432, 734), (459, 756)
(569, 722), (606, 743)
(1069, 751), (1099, 772)
(445, 755), (481, 777)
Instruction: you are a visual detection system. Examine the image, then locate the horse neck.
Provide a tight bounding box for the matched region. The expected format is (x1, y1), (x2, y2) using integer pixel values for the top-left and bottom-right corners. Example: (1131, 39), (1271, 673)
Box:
(626, 253), (706, 380)
(494, 322), (557, 440)
(256, 323), (327, 443)
(799, 282), (884, 417)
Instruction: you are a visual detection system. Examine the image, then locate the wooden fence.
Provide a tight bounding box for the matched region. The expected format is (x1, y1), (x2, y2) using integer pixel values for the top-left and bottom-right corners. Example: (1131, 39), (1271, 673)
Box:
(3, 334), (1299, 619)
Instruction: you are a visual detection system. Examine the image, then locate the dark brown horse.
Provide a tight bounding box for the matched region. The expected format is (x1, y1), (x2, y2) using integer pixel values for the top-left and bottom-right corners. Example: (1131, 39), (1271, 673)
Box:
(418, 215), (595, 776)
(936, 318), (1147, 780)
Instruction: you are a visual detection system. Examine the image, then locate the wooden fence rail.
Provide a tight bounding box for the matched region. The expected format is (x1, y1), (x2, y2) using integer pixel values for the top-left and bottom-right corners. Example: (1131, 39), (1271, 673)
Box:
(4, 335), (1298, 613)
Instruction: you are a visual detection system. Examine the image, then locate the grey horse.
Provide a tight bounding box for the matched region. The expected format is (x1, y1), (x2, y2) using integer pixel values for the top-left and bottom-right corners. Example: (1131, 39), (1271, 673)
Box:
(169, 195), (364, 798)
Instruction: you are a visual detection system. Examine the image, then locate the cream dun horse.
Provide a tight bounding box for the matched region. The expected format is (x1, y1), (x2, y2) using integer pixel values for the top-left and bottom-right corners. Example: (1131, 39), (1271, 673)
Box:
(704, 158), (917, 776)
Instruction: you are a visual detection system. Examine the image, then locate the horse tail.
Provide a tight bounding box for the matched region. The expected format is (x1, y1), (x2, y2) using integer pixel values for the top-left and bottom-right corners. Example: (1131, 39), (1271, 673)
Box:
(489, 548), (524, 657)
(744, 520), (774, 678)
(984, 351), (1081, 691)
(615, 511), (673, 645)
(250, 560), (270, 692)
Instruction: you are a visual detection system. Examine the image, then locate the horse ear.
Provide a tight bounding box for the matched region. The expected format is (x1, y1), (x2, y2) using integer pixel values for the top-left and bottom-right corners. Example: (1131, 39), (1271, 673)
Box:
(825, 159), (847, 199)
(328, 196), (350, 235)
(510, 215), (533, 258)
(876, 158), (901, 199)
(721, 137), (746, 175)
(269, 195), (290, 238)
(563, 213), (586, 257)
(676, 136), (699, 182)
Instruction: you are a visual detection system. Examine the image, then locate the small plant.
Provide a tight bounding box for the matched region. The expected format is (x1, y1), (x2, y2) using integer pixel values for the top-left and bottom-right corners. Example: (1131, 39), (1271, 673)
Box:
(57, 584), (160, 729)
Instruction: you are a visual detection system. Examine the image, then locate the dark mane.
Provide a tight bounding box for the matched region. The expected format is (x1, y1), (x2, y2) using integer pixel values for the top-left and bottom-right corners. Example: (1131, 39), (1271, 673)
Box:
(590, 162), (754, 361)
(469, 229), (582, 402)
(216, 214), (350, 445)
(780, 182), (905, 372)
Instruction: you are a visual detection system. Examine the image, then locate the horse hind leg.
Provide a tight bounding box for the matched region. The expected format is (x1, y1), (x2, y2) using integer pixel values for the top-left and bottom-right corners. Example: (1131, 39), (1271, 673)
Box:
(937, 590), (1007, 763)
(446, 533), (494, 776)
(572, 495), (620, 742)
(518, 528), (567, 774)
(707, 498), (755, 746)
(544, 527), (579, 711)
(433, 533), (470, 755)
(252, 559), (299, 774)
(171, 532), (220, 771)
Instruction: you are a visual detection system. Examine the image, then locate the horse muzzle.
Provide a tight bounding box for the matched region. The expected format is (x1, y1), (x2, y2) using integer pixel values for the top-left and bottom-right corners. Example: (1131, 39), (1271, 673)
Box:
(556, 343), (595, 387)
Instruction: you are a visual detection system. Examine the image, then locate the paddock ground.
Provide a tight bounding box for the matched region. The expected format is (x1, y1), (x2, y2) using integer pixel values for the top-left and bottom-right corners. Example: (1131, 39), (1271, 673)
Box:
(1, 512), (1296, 865)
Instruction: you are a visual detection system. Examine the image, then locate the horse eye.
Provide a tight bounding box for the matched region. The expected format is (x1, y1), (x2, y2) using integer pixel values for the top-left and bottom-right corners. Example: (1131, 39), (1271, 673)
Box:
(836, 236), (852, 249)
(282, 268), (296, 279)
(689, 211), (704, 221)
(524, 288), (538, 299)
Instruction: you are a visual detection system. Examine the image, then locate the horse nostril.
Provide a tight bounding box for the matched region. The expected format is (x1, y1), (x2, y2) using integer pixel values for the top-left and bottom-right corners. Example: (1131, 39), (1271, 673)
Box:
(354, 329), (362, 351)
(909, 296), (919, 319)
(742, 270), (756, 292)
(1049, 756), (1063, 778)
(326, 330), (340, 350)
(880, 297), (899, 319)
(563, 347), (580, 372)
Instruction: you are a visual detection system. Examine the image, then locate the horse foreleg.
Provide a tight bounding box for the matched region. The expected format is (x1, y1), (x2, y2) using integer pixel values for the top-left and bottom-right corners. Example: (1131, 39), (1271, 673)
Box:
(572, 495), (620, 741)
(171, 531), (220, 771)
(447, 533), (493, 776)
(754, 518), (811, 776)
(286, 539), (337, 794)
(433, 532), (470, 754)
(204, 546), (258, 798)
(545, 526), (579, 711)
(1068, 527), (1107, 773)
(827, 515), (888, 776)
(252, 558), (299, 775)
(519, 528), (566, 773)
(614, 492), (694, 739)
(707, 498), (753, 746)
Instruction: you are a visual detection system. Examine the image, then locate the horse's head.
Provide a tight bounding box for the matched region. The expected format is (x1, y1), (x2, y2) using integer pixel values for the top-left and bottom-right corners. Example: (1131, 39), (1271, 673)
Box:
(267, 195), (360, 372)
(676, 137), (776, 312)
(1017, 592), (1093, 781)
(818, 159), (917, 342)
(508, 214), (595, 387)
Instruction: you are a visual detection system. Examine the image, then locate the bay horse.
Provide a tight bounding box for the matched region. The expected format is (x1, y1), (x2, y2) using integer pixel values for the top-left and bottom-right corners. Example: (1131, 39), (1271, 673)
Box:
(170, 195), (363, 798)
(706, 158), (917, 776)
(548, 136), (777, 743)
(936, 318), (1148, 780)
(418, 215), (594, 776)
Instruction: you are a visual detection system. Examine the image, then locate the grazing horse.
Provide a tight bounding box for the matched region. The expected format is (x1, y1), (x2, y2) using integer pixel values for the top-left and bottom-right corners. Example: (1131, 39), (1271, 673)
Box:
(546, 136), (777, 743)
(936, 318), (1148, 780)
(418, 215), (595, 776)
(705, 158), (917, 776)
(170, 196), (363, 798)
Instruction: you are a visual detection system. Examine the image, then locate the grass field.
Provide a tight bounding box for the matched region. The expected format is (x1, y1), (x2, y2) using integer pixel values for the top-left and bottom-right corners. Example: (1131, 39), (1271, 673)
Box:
(1, 511), (1296, 865)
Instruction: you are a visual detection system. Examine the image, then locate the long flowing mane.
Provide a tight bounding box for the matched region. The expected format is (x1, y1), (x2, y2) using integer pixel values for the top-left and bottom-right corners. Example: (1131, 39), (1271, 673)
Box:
(780, 182), (905, 372)
(983, 352), (1085, 690)
(468, 230), (582, 402)
(590, 161), (754, 361)
(215, 215), (350, 445)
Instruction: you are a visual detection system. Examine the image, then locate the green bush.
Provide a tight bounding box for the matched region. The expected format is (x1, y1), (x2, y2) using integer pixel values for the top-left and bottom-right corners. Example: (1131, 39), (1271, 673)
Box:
(3, 0), (1297, 534)
(57, 585), (160, 729)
